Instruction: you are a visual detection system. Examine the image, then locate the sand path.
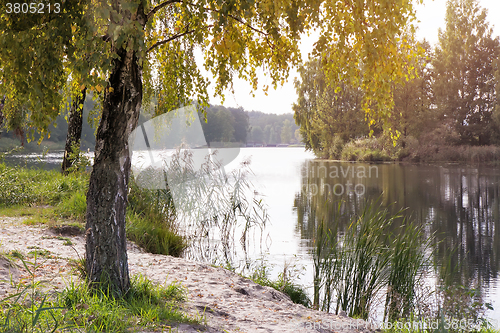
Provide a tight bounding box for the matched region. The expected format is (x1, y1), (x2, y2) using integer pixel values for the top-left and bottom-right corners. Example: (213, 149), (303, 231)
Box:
(0, 217), (372, 333)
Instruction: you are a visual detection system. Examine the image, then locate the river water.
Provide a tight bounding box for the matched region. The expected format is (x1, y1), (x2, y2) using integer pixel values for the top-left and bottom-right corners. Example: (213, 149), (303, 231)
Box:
(4, 147), (500, 324)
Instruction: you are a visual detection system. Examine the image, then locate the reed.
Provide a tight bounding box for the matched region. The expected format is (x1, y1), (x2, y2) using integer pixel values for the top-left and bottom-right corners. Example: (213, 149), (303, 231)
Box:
(161, 149), (269, 265)
(384, 220), (431, 321)
(312, 200), (430, 320)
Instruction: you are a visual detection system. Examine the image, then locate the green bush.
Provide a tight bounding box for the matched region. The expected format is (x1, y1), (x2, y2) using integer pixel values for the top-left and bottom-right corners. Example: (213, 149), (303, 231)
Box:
(340, 139), (392, 162)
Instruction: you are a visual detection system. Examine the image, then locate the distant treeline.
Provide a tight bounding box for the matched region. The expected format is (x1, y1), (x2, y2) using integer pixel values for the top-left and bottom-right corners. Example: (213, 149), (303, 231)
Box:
(198, 106), (301, 146)
(0, 97), (97, 153)
(0, 103), (300, 152)
(246, 111), (300, 145)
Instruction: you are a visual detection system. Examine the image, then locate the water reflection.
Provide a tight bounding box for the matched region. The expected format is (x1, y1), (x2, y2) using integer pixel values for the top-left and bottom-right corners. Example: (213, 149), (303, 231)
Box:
(294, 161), (500, 298)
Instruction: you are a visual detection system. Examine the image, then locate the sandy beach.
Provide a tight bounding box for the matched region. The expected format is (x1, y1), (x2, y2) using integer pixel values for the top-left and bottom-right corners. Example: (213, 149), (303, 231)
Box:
(0, 216), (372, 333)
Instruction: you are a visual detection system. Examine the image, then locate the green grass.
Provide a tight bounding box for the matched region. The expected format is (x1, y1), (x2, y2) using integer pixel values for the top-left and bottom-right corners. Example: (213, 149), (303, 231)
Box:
(126, 211), (188, 257)
(0, 162), (188, 257)
(222, 259), (311, 308)
(0, 254), (196, 333)
(0, 163), (88, 208)
(249, 263), (311, 307)
(126, 180), (188, 257)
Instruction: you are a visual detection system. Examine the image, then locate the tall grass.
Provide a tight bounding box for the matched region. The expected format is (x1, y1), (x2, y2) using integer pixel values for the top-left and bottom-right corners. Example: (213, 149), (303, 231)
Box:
(312, 200), (432, 320)
(384, 221), (431, 322)
(0, 162), (88, 209)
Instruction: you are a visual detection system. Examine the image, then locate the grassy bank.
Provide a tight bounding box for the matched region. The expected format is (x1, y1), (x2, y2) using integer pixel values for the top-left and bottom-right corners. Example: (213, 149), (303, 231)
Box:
(0, 161), (195, 331)
(0, 161), (187, 256)
(331, 136), (500, 164)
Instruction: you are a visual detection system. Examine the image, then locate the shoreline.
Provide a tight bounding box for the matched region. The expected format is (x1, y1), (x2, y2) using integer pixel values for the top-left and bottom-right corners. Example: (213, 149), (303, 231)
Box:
(0, 216), (369, 333)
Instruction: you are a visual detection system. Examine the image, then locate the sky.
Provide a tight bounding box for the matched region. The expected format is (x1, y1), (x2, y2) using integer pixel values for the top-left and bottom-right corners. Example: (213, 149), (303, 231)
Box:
(207, 0), (500, 115)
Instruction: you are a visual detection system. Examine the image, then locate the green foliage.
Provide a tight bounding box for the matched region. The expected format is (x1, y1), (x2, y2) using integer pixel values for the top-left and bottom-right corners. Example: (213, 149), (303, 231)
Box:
(390, 40), (435, 140)
(199, 105), (236, 144)
(0, 0), (89, 141)
(340, 138), (392, 162)
(293, 58), (369, 157)
(280, 119), (293, 144)
(199, 105), (250, 144)
(248, 111), (300, 145)
(314, 0), (423, 133)
(250, 126), (264, 143)
(433, 0), (500, 145)
(62, 141), (91, 175)
(295, 0), (500, 160)
(0, 97), (97, 153)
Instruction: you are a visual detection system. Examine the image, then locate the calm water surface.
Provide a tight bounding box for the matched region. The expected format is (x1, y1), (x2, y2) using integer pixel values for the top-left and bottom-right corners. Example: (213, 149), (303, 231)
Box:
(5, 147), (500, 323)
(224, 148), (500, 324)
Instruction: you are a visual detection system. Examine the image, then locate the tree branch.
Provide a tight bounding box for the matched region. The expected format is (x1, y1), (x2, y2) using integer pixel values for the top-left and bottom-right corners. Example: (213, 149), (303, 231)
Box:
(147, 0), (182, 22)
(146, 28), (195, 53)
(226, 13), (269, 37)
(184, 2), (270, 37)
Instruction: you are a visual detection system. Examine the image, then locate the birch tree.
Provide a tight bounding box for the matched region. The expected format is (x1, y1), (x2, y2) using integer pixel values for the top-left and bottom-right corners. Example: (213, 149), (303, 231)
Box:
(1, 0), (422, 295)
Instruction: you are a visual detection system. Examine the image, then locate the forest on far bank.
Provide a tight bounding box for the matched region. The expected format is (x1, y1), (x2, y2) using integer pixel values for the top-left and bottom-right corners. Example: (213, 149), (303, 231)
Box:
(293, 0), (500, 163)
(0, 102), (301, 153)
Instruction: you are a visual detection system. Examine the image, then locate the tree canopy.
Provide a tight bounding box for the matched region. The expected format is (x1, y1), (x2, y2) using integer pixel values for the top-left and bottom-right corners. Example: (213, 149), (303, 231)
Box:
(433, 0), (500, 145)
(1, 0), (423, 294)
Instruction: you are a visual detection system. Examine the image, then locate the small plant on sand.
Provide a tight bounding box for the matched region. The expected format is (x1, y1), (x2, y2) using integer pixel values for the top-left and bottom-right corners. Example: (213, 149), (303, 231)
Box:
(0, 252), (63, 333)
(247, 258), (311, 307)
